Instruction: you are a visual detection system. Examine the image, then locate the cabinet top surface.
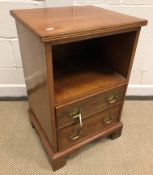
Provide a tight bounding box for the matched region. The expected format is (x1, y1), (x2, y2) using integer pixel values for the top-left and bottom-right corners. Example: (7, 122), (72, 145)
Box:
(11, 6), (147, 42)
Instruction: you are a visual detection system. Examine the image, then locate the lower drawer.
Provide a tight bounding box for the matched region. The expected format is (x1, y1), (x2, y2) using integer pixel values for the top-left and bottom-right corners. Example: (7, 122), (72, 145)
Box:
(58, 104), (121, 150)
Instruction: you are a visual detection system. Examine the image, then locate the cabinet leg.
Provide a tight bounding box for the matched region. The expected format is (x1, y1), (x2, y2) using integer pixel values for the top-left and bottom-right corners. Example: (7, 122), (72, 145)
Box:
(51, 157), (66, 171)
(29, 119), (35, 129)
(110, 127), (122, 140)
(31, 123), (35, 129)
(28, 109), (35, 129)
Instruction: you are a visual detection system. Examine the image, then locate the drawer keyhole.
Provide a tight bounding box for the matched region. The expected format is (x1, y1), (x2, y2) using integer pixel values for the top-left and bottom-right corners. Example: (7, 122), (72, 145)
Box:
(68, 107), (83, 127)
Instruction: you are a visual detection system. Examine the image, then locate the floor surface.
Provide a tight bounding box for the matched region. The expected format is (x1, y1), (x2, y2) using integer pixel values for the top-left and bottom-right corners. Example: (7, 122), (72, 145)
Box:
(0, 101), (153, 175)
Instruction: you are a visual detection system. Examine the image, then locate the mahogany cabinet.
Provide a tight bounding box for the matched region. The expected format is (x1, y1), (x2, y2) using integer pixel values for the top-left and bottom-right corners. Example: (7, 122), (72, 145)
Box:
(11, 6), (147, 171)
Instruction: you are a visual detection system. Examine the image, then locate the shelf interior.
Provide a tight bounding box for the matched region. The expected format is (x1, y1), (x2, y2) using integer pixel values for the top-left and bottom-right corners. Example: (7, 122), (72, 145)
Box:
(53, 56), (127, 106)
(52, 31), (136, 106)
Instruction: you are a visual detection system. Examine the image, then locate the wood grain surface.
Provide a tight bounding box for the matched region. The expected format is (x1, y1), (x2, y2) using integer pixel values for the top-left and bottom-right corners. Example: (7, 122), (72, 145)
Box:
(12, 6), (147, 171)
(11, 6), (147, 42)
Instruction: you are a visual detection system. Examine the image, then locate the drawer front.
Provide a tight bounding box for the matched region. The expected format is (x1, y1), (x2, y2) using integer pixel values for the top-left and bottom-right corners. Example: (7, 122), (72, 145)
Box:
(58, 104), (121, 150)
(56, 85), (126, 129)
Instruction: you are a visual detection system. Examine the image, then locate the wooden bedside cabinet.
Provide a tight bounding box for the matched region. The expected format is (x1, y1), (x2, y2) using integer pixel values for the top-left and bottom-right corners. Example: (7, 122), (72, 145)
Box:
(11, 6), (147, 171)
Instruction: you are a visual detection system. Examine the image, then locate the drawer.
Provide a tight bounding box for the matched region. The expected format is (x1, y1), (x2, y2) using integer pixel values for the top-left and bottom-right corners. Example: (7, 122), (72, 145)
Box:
(58, 104), (121, 150)
(56, 85), (126, 129)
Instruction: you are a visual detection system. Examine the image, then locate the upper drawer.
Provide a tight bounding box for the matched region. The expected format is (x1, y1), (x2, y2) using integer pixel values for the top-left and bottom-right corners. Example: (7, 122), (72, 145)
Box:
(56, 84), (126, 129)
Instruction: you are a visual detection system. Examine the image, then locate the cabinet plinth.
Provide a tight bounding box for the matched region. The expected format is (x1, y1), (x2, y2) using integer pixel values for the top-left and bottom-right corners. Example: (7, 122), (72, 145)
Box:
(11, 6), (147, 171)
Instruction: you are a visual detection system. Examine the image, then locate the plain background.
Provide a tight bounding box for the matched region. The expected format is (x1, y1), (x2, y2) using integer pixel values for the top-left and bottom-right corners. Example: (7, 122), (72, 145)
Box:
(0, 0), (152, 97)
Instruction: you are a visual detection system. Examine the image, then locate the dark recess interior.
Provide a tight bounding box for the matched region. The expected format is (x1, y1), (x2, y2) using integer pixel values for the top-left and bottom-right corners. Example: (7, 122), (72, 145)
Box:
(52, 31), (137, 106)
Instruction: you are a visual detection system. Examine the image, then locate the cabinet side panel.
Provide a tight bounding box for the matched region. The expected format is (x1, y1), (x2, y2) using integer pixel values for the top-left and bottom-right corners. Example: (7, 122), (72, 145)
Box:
(16, 20), (57, 151)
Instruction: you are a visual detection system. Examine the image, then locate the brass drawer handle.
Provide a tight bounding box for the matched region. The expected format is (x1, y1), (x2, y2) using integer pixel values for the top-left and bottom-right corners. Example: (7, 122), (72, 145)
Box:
(107, 94), (118, 104)
(69, 106), (82, 119)
(68, 128), (82, 141)
(103, 115), (113, 124)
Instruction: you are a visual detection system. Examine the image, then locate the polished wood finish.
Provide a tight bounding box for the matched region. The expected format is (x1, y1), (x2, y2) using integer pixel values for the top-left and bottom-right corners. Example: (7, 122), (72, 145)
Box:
(29, 108), (123, 171)
(56, 85), (126, 129)
(100, 30), (140, 79)
(11, 6), (147, 43)
(54, 56), (127, 106)
(58, 104), (121, 150)
(11, 6), (147, 171)
(15, 21), (57, 151)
